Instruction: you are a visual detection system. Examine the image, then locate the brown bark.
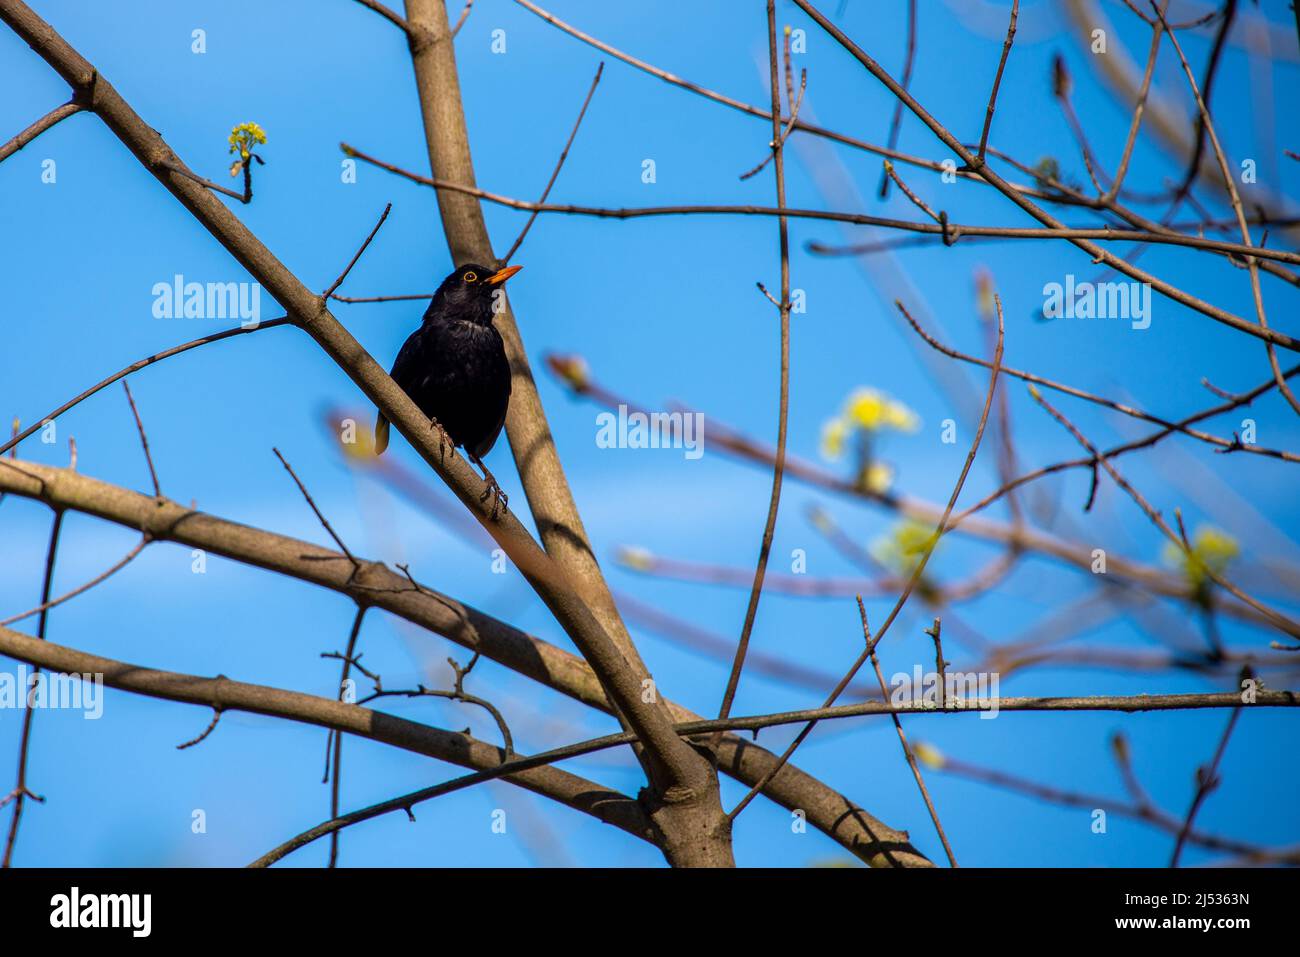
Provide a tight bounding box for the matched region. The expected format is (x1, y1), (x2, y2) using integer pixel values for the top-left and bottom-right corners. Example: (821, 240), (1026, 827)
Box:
(0, 624), (655, 844)
(399, 0), (732, 864)
(0, 0), (729, 865)
(0, 458), (929, 866)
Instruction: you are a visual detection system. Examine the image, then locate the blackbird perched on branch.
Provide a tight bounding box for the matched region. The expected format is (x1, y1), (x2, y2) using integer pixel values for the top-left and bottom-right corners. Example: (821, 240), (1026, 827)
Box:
(375, 262), (521, 516)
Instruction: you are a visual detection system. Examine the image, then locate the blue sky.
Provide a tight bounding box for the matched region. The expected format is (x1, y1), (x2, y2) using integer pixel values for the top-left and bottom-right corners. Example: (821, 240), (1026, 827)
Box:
(1, 0), (1298, 867)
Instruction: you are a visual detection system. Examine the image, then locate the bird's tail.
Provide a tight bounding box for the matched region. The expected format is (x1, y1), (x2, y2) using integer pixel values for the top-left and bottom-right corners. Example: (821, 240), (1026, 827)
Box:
(374, 413), (390, 455)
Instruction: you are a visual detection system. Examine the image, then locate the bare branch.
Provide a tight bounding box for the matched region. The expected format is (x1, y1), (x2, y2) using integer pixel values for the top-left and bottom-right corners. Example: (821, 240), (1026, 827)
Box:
(0, 318), (292, 458)
(1170, 700), (1244, 867)
(501, 62), (604, 264)
(0, 458), (927, 866)
(894, 301), (1300, 463)
(714, 0), (793, 746)
(877, 0), (917, 197)
(120, 380), (160, 497)
(0, 534), (149, 629)
(859, 598), (959, 867)
(0, 623), (654, 850)
(335, 147), (1300, 272)
(322, 203), (392, 301)
(1029, 388), (1300, 639)
(1150, 0), (1300, 417)
(728, 292), (1005, 820)
(0, 99), (81, 162)
(788, 0), (1299, 350)
(272, 448), (361, 572)
(1, 511), (62, 867)
(352, 0), (412, 35)
(975, 0), (1018, 165)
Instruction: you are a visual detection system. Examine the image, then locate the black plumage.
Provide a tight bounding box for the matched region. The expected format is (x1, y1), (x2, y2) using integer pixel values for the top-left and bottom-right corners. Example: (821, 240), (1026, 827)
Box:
(375, 262), (520, 505)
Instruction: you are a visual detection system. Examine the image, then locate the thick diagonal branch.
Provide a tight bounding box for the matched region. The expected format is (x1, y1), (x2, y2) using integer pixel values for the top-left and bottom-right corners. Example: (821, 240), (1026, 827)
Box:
(396, 0), (730, 864)
(0, 624), (653, 844)
(0, 0), (723, 861)
(0, 458), (928, 866)
(400, 0), (642, 667)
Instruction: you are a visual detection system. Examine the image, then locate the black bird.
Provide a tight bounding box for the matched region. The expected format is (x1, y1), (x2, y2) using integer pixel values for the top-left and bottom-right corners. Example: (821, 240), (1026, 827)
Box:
(375, 262), (521, 513)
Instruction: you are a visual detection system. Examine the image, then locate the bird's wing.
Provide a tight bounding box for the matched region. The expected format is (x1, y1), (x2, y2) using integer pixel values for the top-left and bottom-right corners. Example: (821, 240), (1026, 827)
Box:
(470, 340), (512, 460)
(477, 392), (510, 459)
(387, 331), (427, 390)
(375, 331), (427, 455)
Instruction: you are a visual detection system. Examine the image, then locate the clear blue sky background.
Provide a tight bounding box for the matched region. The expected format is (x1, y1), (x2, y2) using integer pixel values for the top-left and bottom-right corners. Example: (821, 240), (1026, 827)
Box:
(2, 0), (1297, 867)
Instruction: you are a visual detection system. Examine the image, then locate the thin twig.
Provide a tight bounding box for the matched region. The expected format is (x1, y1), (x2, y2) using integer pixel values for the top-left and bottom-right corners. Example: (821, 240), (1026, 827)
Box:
(894, 301), (1300, 463)
(271, 448), (361, 572)
(1151, 1), (1300, 417)
(121, 380), (160, 497)
(0, 317), (292, 458)
(1053, 56), (1107, 194)
(330, 293), (431, 304)
(448, 0), (474, 37)
(740, 27), (807, 182)
(322, 203), (393, 302)
(352, 0), (411, 34)
(0, 534), (148, 628)
(327, 606), (367, 867)
(501, 62), (604, 264)
(1170, 0), (1237, 202)
(877, 0), (916, 197)
(158, 160), (249, 203)
(0, 100), (82, 163)
(713, 0), (792, 744)
(882, 160), (940, 222)
(1106, 4), (1166, 201)
(728, 293), (1005, 822)
(1170, 701), (1244, 867)
(858, 598), (958, 866)
(336, 145), (1300, 274)
(975, 0), (1018, 166)
(1029, 388), (1300, 639)
(176, 708), (224, 750)
(930, 742), (1288, 861)
(1, 510), (62, 867)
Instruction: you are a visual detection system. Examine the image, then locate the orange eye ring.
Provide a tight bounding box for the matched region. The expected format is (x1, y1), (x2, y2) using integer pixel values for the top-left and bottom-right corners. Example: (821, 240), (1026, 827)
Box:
(463, 270), (478, 283)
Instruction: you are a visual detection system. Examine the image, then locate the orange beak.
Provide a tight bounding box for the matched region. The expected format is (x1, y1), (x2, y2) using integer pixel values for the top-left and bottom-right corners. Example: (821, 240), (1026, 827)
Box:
(485, 264), (523, 286)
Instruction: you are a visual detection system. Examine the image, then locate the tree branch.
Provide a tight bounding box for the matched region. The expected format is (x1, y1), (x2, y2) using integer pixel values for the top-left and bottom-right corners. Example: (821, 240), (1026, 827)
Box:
(0, 98), (81, 162)
(0, 623), (654, 846)
(0, 0), (719, 858)
(0, 457), (928, 866)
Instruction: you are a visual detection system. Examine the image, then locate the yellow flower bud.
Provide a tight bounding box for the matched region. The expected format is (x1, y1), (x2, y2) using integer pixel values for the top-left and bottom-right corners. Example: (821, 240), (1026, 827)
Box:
(617, 546), (654, 571)
(913, 741), (945, 769)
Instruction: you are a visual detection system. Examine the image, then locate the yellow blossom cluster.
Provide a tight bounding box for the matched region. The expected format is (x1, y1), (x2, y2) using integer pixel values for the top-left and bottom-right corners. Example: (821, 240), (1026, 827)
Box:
(871, 519), (939, 576)
(1162, 526), (1239, 591)
(228, 122), (267, 176)
(843, 387), (920, 433)
(819, 387), (919, 480)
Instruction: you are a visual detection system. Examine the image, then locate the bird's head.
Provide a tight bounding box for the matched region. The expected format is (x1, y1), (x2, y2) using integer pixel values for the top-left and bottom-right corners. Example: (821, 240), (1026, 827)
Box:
(426, 262), (522, 325)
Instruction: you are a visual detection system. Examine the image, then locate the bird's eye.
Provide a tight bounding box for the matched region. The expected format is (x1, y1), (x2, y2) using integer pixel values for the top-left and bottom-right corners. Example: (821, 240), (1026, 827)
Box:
(463, 271), (478, 283)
